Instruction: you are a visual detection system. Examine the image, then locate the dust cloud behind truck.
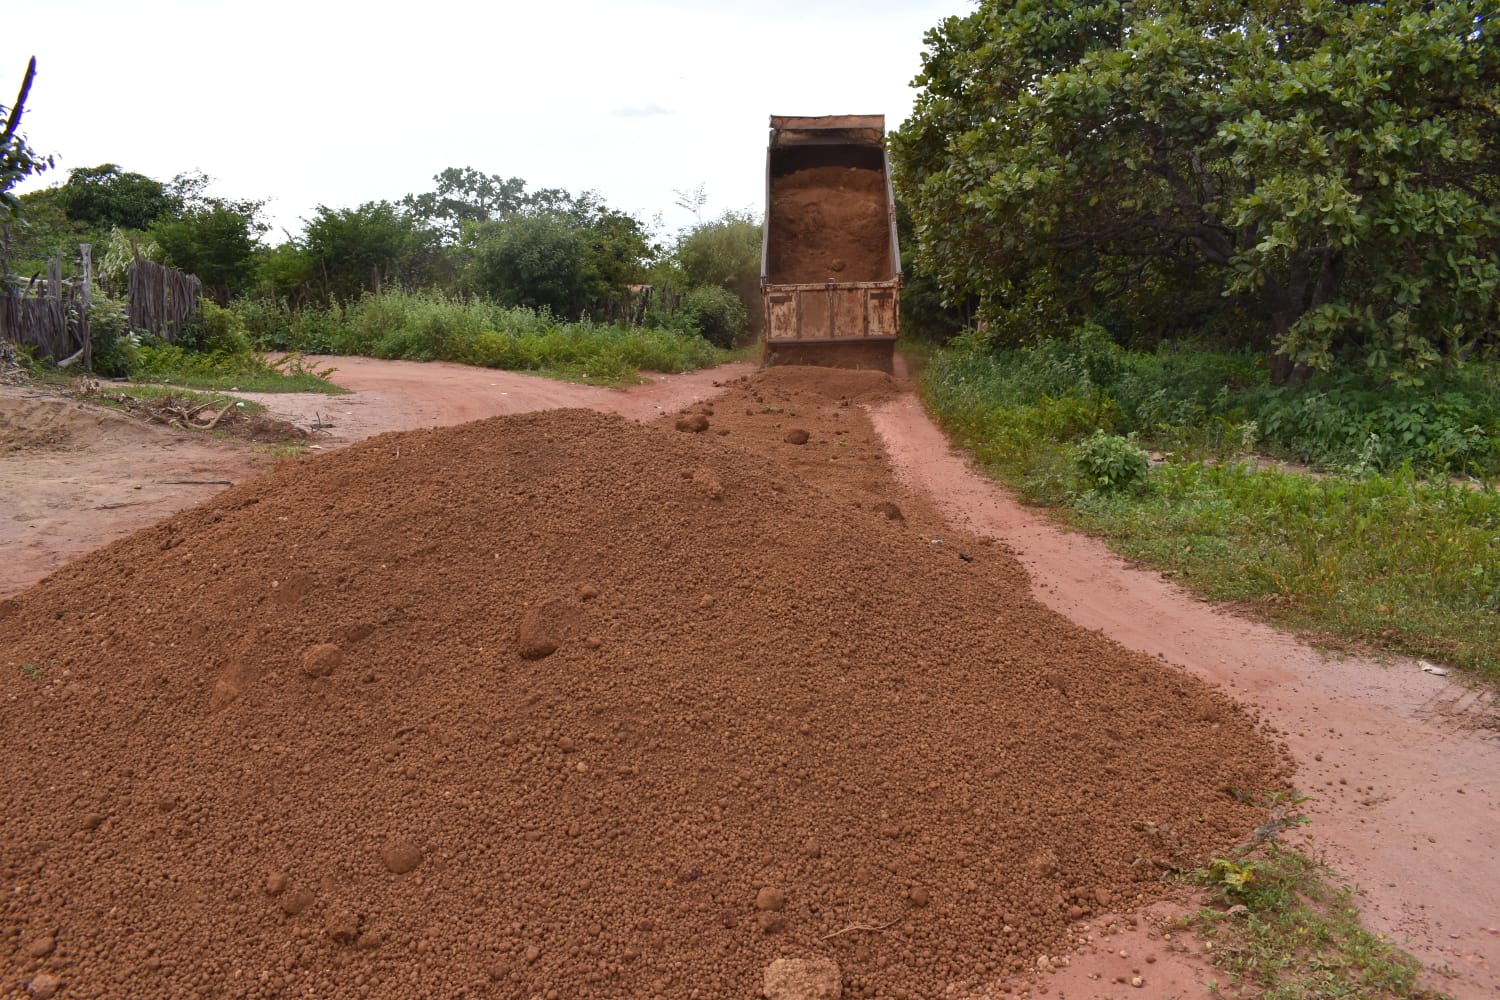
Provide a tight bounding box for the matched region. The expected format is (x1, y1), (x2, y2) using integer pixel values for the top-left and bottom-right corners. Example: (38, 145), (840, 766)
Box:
(761, 115), (902, 372)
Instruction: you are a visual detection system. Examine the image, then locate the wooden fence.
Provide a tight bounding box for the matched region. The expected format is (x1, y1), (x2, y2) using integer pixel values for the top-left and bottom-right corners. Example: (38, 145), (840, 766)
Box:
(1, 249), (201, 367)
(127, 258), (201, 342)
(0, 255), (88, 364)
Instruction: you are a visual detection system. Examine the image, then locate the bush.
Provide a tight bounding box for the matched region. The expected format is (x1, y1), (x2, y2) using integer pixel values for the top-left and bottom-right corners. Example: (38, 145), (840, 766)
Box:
(1074, 431), (1150, 492)
(87, 296), (138, 377)
(679, 285), (747, 348)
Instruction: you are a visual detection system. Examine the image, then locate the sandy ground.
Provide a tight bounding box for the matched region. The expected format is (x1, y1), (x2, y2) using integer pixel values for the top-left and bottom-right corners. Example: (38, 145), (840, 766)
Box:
(2, 355), (1497, 998)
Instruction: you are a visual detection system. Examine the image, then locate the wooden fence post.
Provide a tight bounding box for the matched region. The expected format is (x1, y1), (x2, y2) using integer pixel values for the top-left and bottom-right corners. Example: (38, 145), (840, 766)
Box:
(79, 243), (92, 371)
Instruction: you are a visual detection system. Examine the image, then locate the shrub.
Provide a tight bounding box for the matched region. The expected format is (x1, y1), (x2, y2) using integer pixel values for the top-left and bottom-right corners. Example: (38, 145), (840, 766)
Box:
(680, 285), (747, 348)
(87, 296), (137, 377)
(1074, 431), (1150, 492)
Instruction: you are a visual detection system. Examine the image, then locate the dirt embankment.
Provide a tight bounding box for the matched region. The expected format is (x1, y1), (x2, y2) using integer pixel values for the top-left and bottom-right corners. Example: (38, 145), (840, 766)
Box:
(0, 369), (1288, 999)
(767, 166), (893, 284)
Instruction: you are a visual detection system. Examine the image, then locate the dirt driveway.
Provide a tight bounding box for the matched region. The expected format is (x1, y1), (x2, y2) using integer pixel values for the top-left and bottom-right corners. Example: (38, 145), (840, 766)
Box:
(2, 355), (1496, 998)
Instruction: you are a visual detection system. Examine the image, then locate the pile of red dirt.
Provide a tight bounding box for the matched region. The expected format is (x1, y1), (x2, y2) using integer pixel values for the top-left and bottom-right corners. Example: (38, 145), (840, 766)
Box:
(766, 166), (893, 284)
(0, 388), (1287, 998)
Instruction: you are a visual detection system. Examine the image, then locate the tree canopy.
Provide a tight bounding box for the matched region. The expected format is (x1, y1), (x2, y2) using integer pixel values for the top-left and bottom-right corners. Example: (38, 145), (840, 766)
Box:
(891, 0), (1500, 383)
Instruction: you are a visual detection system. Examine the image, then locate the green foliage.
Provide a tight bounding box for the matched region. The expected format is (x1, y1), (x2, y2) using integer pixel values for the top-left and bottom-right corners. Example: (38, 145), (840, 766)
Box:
(225, 290), (721, 384)
(300, 200), (431, 303)
(674, 210), (761, 289)
(464, 198), (652, 321)
(150, 205), (263, 303)
(1191, 846), (1441, 999)
(679, 285), (748, 349)
(893, 0), (1500, 383)
(401, 166), (530, 244)
(1, 56), (54, 270)
(87, 295), (137, 377)
(56, 163), (176, 232)
(922, 338), (1500, 678)
(3, 188), (86, 279)
(1074, 430), (1149, 492)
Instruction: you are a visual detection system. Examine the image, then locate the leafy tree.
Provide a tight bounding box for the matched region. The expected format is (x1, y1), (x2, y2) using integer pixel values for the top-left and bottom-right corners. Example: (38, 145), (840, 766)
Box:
(151, 203), (265, 303)
(2, 56), (55, 281)
(892, 0), (1500, 384)
(4, 188), (88, 279)
(56, 163), (178, 232)
(300, 201), (430, 303)
(675, 210), (761, 289)
(402, 167), (531, 244)
(464, 194), (653, 319)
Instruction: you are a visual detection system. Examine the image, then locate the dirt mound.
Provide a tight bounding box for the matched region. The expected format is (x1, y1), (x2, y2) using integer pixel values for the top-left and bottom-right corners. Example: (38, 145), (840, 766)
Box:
(0, 405), (1286, 998)
(767, 165), (893, 284)
(743, 365), (899, 406)
(0, 392), (162, 454)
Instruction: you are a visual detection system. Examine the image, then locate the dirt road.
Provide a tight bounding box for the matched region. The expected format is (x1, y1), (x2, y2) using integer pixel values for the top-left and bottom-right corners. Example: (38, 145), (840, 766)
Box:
(2, 356), (1496, 998)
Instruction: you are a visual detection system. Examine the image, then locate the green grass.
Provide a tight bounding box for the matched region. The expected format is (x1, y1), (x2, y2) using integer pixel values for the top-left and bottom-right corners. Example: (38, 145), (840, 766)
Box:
(229, 290), (726, 385)
(920, 343), (1500, 679)
(1189, 845), (1447, 999)
(131, 345), (345, 394)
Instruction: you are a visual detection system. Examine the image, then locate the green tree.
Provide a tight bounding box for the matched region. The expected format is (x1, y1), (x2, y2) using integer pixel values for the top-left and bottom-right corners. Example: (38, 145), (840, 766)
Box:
(151, 203), (265, 303)
(892, 0), (1500, 384)
(675, 210), (761, 289)
(464, 194), (653, 319)
(402, 166), (529, 244)
(300, 201), (430, 303)
(56, 163), (178, 232)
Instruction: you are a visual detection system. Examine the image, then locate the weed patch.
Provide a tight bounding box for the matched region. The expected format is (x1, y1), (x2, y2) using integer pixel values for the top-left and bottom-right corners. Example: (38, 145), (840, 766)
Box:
(921, 342), (1500, 679)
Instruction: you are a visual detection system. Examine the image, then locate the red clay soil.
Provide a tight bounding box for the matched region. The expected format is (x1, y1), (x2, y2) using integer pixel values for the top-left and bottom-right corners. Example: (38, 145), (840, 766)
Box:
(0, 369), (1288, 999)
(766, 166), (893, 284)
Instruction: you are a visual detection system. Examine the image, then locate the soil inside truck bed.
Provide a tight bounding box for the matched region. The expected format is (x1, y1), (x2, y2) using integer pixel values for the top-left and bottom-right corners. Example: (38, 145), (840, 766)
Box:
(2, 358), (1498, 1000)
(766, 165), (893, 284)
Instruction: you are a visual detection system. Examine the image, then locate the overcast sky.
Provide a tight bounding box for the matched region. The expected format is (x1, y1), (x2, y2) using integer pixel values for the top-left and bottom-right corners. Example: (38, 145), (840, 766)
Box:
(5, 0), (971, 244)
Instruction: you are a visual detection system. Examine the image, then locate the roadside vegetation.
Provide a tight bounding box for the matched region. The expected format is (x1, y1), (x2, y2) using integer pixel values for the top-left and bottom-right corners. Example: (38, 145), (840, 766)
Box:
(893, 0), (1500, 681)
(1191, 844), (1446, 1000)
(920, 335), (1500, 680)
(4, 148), (753, 389)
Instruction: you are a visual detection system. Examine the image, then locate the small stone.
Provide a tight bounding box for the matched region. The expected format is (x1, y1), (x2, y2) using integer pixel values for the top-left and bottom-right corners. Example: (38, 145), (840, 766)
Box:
(517, 602), (565, 660)
(559, 737), (577, 752)
(524, 944), (541, 964)
(280, 888), (315, 916)
(1095, 887), (1112, 907)
(300, 643), (342, 678)
(567, 821), (581, 838)
(1131, 976), (1145, 988)
(264, 872), (289, 896)
(784, 428), (810, 445)
(27, 974), (62, 1000)
(381, 839), (423, 875)
(25, 934), (56, 958)
(577, 583), (600, 601)
(80, 813), (105, 832)
(756, 886), (788, 911)
(909, 887), (931, 908)
(675, 414), (710, 433)
(763, 956), (841, 999)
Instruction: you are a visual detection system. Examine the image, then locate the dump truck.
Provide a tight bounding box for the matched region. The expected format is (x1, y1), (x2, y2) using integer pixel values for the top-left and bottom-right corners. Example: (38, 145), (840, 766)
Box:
(761, 114), (902, 372)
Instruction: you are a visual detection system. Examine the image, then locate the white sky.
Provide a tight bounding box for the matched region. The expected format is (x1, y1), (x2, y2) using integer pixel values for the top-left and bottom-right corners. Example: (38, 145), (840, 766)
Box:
(5, 0), (971, 245)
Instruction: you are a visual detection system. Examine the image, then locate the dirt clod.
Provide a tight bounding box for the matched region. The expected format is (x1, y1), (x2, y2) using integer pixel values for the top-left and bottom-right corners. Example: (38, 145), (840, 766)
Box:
(676, 414), (710, 433)
(280, 888), (315, 916)
(764, 956), (842, 1000)
(381, 839), (423, 875)
(757, 886), (788, 912)
(784, 428), (811, 445)
(25, 933), (56, 958)
(301, 642), (342, 677)
(27, 974), (62, 1000)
